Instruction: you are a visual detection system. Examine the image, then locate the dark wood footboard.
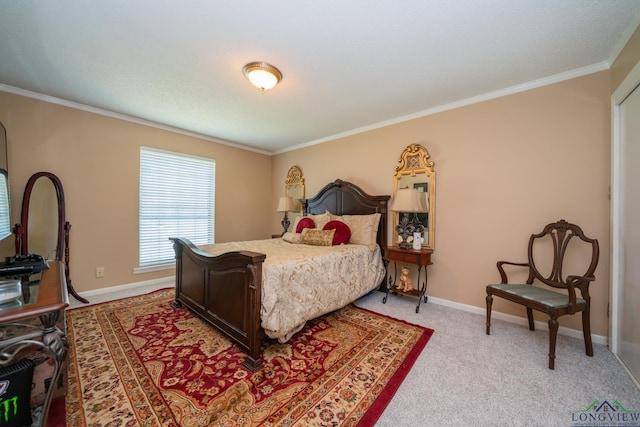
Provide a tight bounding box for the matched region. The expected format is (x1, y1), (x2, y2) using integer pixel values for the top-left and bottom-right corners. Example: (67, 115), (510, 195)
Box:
(170, 237), (267, 371)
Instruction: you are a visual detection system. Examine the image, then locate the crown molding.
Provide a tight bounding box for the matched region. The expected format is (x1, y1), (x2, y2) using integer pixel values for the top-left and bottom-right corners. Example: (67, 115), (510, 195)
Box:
(276, 63), (609, 154)
(0, 84), (272, 156)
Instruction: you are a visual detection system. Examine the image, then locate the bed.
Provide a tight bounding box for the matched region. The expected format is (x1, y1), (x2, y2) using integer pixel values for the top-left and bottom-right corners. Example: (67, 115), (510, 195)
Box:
(170, 179), (390, 371)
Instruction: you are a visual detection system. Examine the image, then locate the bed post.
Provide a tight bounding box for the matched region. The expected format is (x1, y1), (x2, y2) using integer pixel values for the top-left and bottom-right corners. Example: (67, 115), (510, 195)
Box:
(243, 263), (263, 371)
(171, 239), (183, 309)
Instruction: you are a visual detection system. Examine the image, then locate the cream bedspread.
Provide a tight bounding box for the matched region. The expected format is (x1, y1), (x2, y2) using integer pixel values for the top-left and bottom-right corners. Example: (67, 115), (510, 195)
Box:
(197, 238), (385, 342)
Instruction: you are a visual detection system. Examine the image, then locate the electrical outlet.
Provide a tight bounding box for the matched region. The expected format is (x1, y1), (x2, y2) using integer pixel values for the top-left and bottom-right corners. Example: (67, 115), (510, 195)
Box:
(95, 267), (105, 278)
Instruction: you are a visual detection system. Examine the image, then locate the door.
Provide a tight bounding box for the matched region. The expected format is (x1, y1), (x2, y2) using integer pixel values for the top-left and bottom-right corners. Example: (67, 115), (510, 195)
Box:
(612, 62), (640, 386)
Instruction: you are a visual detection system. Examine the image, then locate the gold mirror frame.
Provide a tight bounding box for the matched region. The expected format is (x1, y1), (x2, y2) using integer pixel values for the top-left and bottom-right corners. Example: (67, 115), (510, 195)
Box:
(285, 166), (305, 213)
(393, 144), (435, 249)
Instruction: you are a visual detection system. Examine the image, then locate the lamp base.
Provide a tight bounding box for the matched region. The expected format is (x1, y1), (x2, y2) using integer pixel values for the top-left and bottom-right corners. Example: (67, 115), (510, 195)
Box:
(281, 212), (290, 235)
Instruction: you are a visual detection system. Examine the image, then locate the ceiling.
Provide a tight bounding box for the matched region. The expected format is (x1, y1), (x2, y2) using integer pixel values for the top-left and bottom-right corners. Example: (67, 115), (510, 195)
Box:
(1, 1), (640, 154)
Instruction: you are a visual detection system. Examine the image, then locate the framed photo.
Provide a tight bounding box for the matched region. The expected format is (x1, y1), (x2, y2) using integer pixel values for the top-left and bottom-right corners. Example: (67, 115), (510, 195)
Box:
(414, 182), (428, 193)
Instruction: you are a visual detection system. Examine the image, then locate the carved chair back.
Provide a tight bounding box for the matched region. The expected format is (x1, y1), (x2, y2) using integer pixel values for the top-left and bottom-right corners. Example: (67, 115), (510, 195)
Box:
(526, 220), (599, 294)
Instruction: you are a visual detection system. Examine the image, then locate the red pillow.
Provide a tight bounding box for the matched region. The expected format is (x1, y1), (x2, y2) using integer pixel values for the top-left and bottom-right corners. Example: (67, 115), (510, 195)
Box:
(323, 220), (351, 245)
(296, 217), (316, 233)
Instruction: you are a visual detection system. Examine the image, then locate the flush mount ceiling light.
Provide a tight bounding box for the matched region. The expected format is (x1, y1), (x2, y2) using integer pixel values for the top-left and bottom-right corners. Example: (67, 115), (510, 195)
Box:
(243, 62), (282, 91)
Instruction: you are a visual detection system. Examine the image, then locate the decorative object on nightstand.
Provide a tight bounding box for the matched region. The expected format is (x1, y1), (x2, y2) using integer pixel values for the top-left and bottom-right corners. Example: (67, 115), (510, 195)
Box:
(397, 266), (414, 292)
(390, 187), (427, 249)
(276, 196), (295, 235)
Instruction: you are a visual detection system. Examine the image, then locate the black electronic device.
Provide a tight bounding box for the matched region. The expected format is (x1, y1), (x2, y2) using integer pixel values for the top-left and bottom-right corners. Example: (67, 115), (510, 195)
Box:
(0, 254), (48, 278)
(0, 358), (34, 427)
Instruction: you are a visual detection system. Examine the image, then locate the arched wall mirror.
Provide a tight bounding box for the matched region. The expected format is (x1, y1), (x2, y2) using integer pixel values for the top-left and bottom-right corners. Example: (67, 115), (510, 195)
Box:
(14, 172), (88, 303)
(392, 144), (436, 249)
(284, 165), (305, 214)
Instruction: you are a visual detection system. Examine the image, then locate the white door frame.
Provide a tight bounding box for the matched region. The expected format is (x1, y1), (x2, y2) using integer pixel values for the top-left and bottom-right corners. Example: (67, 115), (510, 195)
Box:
(610, 60), (640, 361)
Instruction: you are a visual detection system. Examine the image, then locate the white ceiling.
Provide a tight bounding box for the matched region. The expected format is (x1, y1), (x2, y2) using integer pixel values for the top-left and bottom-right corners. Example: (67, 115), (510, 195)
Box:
(1, 1), (640, 154)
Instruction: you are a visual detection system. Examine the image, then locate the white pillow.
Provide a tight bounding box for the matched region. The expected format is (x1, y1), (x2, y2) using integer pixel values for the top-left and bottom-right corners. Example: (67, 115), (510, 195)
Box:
(306, 211), (332, 229)
(282, 232), (302, 244)
(330, 213), (381, 250)
(290, 215), (302, 233)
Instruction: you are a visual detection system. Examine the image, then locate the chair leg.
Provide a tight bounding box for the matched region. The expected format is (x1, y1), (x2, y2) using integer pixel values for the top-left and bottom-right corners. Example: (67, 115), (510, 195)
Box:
(526, 307), (535, 331)
(486, 294), (493, 335)
(582, 308), (594, 357)
(548, 316), (559, 370)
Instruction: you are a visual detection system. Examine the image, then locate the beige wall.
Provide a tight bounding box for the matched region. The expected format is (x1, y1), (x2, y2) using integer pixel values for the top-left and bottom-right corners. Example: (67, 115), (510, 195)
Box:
(0, 92), (272, 292)
(272, 71), (611, 336)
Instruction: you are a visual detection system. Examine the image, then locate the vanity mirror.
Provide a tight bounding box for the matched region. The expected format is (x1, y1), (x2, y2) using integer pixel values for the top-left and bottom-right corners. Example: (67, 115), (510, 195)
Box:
(392, 144), (436, 249)
(14, 172), (88, 303)
(284, 165), (305, 214)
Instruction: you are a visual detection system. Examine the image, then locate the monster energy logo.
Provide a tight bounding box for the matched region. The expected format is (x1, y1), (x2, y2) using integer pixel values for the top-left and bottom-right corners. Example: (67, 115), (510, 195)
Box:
(0, 396), (20, 423)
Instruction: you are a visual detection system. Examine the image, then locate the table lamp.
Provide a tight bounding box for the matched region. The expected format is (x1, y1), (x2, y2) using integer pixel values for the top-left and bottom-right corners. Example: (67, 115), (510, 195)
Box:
(390, 188), (427, 249)
(276, 196), (296, 235)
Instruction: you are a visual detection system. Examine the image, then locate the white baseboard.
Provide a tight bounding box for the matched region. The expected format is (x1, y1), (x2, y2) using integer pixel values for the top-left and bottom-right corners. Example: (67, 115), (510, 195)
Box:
(77, 276), (174, 298)
(426, 295), (608, 346)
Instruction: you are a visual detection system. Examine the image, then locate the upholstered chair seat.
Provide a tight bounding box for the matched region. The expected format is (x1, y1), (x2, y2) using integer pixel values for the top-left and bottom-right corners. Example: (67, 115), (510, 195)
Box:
(487, 284), (587, 308)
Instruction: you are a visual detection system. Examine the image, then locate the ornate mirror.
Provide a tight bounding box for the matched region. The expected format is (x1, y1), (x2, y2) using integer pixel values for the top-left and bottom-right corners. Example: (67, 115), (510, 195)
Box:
(393, 144), (436, 249)
(14, 172), (88, 303)
(284, 165), (305, 213)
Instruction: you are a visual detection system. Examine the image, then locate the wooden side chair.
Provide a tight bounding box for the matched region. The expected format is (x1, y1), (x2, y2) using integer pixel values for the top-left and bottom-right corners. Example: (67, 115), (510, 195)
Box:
(485, 219), (599, 369)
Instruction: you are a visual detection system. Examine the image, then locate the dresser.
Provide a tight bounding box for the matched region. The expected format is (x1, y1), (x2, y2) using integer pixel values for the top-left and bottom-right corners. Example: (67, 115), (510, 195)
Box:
(0, 261), (69, 426)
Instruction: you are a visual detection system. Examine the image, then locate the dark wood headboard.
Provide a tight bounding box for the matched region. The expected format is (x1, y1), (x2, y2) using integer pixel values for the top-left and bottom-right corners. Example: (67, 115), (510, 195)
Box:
(301, 179), (390, 249)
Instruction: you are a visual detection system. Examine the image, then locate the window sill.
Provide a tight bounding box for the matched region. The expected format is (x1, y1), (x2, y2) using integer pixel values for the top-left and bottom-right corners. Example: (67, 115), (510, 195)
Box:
(133, 262), (175, 275)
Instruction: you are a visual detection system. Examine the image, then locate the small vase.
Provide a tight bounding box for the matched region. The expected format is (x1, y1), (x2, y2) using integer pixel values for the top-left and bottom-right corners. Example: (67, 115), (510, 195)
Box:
(412, 232), (422, 250)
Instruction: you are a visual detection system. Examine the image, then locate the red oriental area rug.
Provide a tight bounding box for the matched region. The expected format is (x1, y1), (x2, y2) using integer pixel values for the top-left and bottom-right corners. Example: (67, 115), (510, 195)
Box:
(54, 288), (433, 426)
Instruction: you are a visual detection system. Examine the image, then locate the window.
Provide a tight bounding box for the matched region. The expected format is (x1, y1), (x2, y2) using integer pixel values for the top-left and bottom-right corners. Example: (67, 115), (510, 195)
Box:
(139, 147), (215, 267)
(0, 171), (10, 240)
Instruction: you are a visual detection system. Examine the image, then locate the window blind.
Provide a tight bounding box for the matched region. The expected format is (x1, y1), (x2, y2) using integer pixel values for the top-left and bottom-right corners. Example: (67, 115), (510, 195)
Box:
(0, 172), (10, 240)
(139, 147), (215, 266)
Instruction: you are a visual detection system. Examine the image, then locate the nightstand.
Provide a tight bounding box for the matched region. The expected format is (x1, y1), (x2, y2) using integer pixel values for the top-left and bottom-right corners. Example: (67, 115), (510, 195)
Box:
(382, 246), (433, 313)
